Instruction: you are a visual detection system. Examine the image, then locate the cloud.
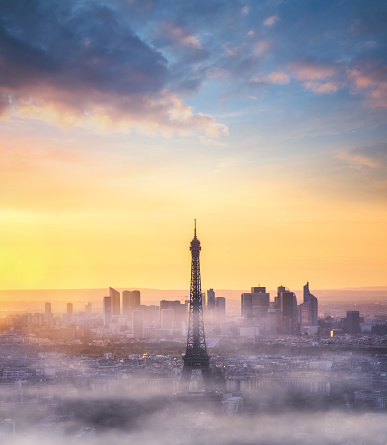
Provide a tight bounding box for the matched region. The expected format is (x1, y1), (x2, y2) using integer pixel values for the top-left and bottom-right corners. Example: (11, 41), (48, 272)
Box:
(157, 21), (203, 49)
(267, 72), (290, 85)
(251, 72), (290, 85)
(223, 43), (240, 57)
(288, 59), (387, 102)
(0, 1), (226, 137)
(207, 67), (229, 79)
(288, 60), (340, 94)
(241, 5), (250, 15)
(347, 63), (387, 108)
(264, 15), (280, 26)
(289, 60), (337, 81)
(302, 81), (339, 94)
(335, 146), (386, 169)
(254, 40), (271, 56)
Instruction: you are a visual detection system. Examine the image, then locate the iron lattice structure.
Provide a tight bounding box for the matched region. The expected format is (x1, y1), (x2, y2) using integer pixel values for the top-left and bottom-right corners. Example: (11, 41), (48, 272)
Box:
(179, 221), (212, 393)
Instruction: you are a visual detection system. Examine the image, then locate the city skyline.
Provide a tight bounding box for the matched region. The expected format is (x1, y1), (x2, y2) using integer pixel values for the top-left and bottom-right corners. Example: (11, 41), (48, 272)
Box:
(0, 2), (386, 441)
(0, 0), (386, 293)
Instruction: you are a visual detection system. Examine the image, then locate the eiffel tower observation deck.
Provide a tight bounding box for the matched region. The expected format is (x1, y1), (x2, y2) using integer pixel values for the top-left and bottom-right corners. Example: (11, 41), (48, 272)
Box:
(178, 220), (213, 394)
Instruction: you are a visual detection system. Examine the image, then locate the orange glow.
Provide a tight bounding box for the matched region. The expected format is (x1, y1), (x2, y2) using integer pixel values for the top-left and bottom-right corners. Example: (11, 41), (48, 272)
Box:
(0, 131), (386, 292)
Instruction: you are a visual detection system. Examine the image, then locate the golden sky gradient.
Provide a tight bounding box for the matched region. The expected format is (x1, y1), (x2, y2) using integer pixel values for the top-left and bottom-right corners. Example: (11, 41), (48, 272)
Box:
(0, 0), (386, 292)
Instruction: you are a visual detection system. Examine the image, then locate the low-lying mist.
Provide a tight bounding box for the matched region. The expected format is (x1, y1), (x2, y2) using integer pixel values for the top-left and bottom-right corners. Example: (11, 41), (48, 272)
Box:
(4, 382), (387, 445)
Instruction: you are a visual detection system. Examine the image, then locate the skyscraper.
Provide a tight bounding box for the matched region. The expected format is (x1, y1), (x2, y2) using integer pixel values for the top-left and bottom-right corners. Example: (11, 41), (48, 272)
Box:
(103, 296), (112, 326)
(132, 310), (144, 338)
(276, 286), (298, 335)
(44, 302), (52, 325)
(241, 287), (270, 319)
(299, 282), (318, 331)
(122, 290), (141, 315)
(45, 302), (51, 317)
(109, 287), (120, 315)
(346, 311), (360, 334)
(67, 302), (73, 321)
(179, 221), (212, 393)
(205, 289), (216, 310)
(215, 296), (226, 322)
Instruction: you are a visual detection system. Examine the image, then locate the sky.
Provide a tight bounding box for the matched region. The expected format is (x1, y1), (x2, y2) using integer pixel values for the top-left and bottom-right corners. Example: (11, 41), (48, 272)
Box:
(0, 0), (386, 292)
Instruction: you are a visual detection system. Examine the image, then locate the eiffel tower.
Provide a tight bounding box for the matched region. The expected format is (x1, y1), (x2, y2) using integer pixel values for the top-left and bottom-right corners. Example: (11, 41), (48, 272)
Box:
(179, 220), (213, 393)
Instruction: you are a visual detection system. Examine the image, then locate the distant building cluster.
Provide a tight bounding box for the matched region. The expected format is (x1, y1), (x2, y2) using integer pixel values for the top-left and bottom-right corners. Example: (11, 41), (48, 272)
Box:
(1, 283), (386, 343)
(240, 282), (318, 337)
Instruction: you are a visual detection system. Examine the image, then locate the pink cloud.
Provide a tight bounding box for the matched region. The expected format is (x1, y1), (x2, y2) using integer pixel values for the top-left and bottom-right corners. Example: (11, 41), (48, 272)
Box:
(158, 22), (202, 49)
(254, 40), (271, 56)
(287, 60), (341, 94)
(264, 15), (280, 26)
(289, 61), (337, 81)
(2, 84), (228, 138)
(267, 72), (290, 85)
(223, 43), (240, 57)
(207, 68), (229, 79)
(251, 72), (290, 85)
(303, 81), (339, 94)
(335, 149), (381, 169)
(347, 65), (387, 108)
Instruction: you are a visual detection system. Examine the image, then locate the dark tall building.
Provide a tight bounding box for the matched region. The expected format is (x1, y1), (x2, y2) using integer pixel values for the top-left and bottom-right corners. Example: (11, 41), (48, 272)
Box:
(67, 303), (73, 321)
(179, 221), (212, 393)
(346, 311), (360, 334)
(299, 282), (318, 327)
(122, 290), (141, 315)
(215, 296), (226, 321)
(205, 289), (216, 310)
(109, 287), (120, 315)
(276, 286), (298, 335)
(45, 302), (52, 325)
(45, 302), (51, 317)
(241, 287), (270, 319)
(103, 296), (112, 326)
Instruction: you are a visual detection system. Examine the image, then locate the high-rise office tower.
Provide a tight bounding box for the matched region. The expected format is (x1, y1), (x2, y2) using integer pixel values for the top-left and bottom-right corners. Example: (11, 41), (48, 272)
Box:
(205, 289), (216, 310)
(179, 221), (212, 393)
(103, 296), (112, 326)
(122, 290), (141, 315)
(132, 310), (144, 338)
(215, 296), (226, 321)
(299, 282), (318, 327)
(45, 302), (51, 317)
(276, 286), (298, 335)
(67, 303), (73, 321)
(346, 311), (360, 334)
(109, 287), (120, 315)
(241, 287), (270, 319)
(85, 302), (92, 314)
(44, 302), (52, 325)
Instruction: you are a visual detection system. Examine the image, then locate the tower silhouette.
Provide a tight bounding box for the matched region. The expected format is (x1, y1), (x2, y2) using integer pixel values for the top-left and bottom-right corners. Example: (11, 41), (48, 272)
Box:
(179, 220), (212, 393)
